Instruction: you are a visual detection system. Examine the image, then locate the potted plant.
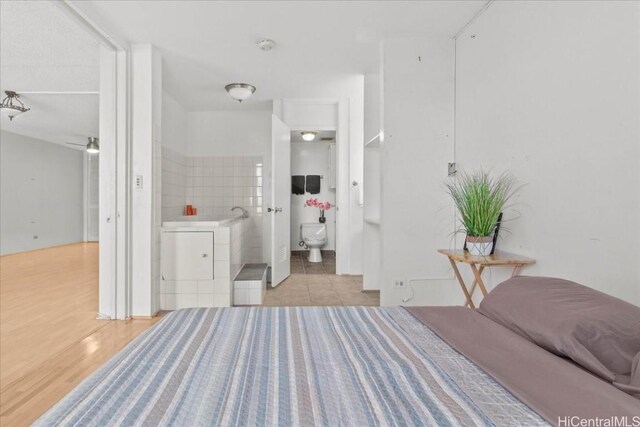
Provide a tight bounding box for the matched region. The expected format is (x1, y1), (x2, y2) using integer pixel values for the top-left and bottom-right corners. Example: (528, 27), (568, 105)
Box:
(445, 170), (517, 256)
(305, 198), (333, 223)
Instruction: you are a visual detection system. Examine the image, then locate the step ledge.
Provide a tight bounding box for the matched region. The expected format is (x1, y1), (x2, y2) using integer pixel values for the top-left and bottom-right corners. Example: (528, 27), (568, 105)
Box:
(234, 263), (268, 281)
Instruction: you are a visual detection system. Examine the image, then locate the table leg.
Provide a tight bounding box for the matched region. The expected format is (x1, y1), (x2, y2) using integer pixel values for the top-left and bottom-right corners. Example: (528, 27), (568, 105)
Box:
(448, 258), (475, 308)
(511, 265), (522, 277)
(466, 265), (485, 306)
(470, 263), (490, 297)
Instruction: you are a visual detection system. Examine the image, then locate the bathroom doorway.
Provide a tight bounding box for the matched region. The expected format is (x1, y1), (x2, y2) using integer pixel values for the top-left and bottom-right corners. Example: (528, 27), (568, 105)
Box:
(290, 130), (337, 272)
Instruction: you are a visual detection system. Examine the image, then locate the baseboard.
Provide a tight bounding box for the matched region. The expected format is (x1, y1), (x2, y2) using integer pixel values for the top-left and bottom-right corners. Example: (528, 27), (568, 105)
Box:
(0, 241), (94, 257)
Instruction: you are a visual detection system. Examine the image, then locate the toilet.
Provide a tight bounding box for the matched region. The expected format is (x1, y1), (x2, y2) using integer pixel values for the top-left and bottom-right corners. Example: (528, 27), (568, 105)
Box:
(301, 223), (328, 263)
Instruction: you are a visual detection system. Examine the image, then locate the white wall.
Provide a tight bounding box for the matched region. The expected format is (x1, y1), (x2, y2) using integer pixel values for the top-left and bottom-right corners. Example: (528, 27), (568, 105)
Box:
(162, 91), (188, 154)
(455, 1), (640, 305)
(364, 74), (381, 143)
(380, 37), (456, 307)
(187, 111), (271, 157)
(0, 131), (84, 255)
(290, 142), (336, 251)
(130, 44), (163, 316)
(363, 73), (382, 290)
(161, 91), (189, 220)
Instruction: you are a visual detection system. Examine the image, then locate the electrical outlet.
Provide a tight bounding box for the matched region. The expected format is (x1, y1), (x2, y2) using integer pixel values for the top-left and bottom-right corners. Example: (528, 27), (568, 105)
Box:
(393, 279), (405, 289)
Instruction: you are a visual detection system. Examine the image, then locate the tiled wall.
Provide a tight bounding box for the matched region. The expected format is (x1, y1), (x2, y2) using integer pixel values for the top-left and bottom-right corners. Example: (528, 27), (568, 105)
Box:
(161, 149), (264, 264)
(161, 147), (189, 221)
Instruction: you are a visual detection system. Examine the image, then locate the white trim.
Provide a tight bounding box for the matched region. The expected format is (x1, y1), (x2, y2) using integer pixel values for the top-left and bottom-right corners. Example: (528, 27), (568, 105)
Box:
(17, 91), (100, 95)
(452, 0), (495, 40)
(281, 99), (340, 106)
(55, 1), (128, 51)
(336, 99), (350, 275)
(83, 152), (88, 242)
(116, 49), (132, 319)
(98, 47), (117, 319)
(289, 126), (337, 132)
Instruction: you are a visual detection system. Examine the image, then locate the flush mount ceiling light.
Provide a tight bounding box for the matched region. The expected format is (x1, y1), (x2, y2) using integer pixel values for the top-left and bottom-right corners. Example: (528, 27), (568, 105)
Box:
(225, 83), (256, 103)
(257, 39), (276, 51)
(86, 137), (99, 154)
(0, 91), (30, 121)
(301, 131), (317, 142)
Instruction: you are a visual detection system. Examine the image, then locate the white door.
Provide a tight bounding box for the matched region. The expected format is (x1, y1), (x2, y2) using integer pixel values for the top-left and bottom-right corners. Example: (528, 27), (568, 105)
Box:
(270, 115), (291, 286)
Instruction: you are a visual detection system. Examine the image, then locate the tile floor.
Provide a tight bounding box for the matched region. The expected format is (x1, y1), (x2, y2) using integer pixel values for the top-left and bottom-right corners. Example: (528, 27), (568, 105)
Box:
(262, 251), (380, 307)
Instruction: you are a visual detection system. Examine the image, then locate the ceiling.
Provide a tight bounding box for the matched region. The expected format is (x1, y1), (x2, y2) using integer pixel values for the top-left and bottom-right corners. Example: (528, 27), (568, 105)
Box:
(291, 130), (336, 144)
(75, 0), (485, 111)
(0, 1), (99, 149)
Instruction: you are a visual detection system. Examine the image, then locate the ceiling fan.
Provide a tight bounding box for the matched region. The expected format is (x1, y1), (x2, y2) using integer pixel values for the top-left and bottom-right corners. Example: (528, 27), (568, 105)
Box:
(66, 137), (99, 153)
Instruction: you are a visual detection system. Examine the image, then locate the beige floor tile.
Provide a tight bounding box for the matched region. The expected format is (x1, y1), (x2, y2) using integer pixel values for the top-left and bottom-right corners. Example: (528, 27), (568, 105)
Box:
(261, 254), (378, 307)
(330, 275), (356, 284)
(332, 281), (362, 292)
(307, 282), (334, 292)
(306, 274), (332, 284)
(309, 288), (339, 299)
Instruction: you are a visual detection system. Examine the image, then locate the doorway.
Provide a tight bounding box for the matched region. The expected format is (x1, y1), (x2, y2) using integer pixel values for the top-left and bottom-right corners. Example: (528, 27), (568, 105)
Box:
(290, 130), (337, 268)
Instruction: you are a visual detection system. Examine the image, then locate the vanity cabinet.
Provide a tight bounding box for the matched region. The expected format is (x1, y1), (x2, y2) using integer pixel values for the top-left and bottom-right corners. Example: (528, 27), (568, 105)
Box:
(161, 231), (214, 281)
(160, 221), (240, 310)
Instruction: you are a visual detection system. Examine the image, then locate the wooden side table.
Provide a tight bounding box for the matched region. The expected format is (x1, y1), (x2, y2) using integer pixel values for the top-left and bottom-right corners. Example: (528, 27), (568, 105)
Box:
(438, 249), (535, 308)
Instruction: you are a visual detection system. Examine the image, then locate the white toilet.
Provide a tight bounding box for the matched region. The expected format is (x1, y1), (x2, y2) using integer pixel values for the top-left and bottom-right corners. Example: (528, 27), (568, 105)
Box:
(301, 223), (328, 263)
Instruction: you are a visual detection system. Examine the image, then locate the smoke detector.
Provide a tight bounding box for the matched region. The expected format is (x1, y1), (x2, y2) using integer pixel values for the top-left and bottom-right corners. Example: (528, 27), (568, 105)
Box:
(257, 39), (275, 51)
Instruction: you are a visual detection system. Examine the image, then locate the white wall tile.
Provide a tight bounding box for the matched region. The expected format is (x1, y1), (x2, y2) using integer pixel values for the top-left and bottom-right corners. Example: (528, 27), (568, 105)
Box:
(197, 280), (215, 293)
(198, 293), (215, 307)
(180, 293), (198, 308)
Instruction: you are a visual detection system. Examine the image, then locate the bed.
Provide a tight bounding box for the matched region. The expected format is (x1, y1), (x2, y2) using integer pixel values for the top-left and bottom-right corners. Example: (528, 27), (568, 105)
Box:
(36, 278), (640, 426)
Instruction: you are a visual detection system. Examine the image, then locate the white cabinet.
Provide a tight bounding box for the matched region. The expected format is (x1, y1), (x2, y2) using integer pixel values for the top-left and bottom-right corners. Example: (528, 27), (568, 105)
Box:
(160, 224), (238, 310)
(162, 231), (214, 281)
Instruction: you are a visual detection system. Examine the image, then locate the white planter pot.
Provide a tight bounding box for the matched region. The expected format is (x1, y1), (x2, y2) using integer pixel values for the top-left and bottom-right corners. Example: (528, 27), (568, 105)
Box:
(466, 236), (493, 256)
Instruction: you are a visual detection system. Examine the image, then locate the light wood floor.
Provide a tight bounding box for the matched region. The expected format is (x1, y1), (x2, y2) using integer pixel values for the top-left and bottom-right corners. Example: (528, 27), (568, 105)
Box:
(0, 243), (160, 426)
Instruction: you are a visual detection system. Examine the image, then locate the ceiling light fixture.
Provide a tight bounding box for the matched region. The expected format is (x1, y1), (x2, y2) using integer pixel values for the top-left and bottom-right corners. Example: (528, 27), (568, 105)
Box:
(86, 137), (99, 154)
(225, 83), (256, 103)
(257, 39), (276, 51)
(301, 131), (317, 142)
(0, 91), (30, 121)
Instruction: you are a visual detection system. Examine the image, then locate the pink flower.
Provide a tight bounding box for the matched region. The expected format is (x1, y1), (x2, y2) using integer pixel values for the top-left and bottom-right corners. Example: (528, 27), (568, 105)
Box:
(305, 198), (320, 208)
(305, 198), (332, 211)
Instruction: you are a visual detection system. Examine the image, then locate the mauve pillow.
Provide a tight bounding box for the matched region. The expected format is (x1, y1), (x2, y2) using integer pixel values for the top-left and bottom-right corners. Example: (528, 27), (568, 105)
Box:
(478, 276), (640, 395)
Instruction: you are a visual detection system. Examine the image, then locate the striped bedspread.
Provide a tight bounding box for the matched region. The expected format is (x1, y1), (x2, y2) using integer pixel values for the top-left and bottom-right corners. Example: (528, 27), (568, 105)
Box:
(36, 307), (547, 426)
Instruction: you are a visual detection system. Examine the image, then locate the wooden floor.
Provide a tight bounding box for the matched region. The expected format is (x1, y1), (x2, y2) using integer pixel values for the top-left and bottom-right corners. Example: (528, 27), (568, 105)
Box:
(0, 243), (160, 426)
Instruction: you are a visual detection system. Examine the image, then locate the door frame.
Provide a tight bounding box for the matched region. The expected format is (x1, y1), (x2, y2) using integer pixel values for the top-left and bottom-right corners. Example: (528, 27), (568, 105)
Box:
(56, 1), (131, 319)
(278, 98), (350, 275)
(289, 125), (340, 266)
